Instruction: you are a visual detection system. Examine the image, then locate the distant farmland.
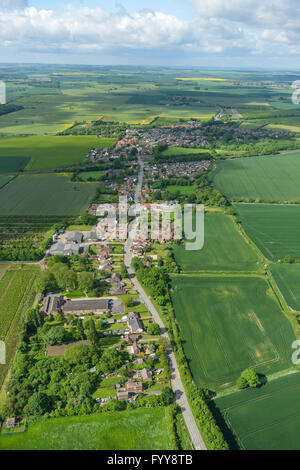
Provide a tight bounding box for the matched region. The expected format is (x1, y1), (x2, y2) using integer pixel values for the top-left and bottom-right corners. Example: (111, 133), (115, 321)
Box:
(0, 136), (117, 171)
(0, 174), (97, 216)
(170, 275), (295, 389)
(172, 213), (259, 272)
(234, 203), (300, 261)
(215, 373), (300, 450)
(210, 151), (300, 202)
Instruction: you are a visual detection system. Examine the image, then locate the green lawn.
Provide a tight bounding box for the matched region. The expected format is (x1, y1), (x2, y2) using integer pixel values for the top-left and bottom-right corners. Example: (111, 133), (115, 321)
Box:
(215, 372), (300, 450)
(271, 264), (300, 311)
(210, 151), (300, 202)
(0, 174), (97, 216)
(234, 203), (300, 261)
(172, 213), (259, 272)
(0, 408), (172, 450)
(0, 136), (116, 170)
(170, 275), (295, 389)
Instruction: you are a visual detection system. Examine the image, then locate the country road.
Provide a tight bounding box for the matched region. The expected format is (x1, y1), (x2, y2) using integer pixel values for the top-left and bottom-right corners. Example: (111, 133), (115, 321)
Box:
(124, 153), (207, 451)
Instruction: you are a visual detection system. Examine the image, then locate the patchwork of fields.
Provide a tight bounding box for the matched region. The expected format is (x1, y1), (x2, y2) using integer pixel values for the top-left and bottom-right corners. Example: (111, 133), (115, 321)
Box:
(0, 136), (116, 171)
(170, 275), (295, 389)
(210, 151), (300, 202)
(0, 157), (29, 173)
(215, 372), (300, 450)
(172, 213), (260, 272)
(0, 174), (97, 216)
(0, 408), (172, 450)
(234, 203), (300, 261)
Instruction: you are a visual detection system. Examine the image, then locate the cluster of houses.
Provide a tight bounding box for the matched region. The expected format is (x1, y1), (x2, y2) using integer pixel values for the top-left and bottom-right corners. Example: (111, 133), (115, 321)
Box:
(144, 160), (211, 182)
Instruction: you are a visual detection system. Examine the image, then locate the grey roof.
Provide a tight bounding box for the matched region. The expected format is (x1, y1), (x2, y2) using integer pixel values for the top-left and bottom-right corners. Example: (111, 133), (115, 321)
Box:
(62, 299), (109, 313)
(65, 231), (83, 243)
(127, 312), (143, 333)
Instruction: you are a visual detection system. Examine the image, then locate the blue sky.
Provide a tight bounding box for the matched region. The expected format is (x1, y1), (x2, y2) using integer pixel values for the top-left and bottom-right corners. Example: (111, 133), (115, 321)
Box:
(0, 0), (300, 69)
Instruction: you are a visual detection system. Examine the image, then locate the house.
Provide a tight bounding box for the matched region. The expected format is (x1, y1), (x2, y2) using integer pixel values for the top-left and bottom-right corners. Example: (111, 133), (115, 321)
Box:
(134, 368), (153, 382)
(108, 273), (126, 295)
(127, 312), (144, 334)
(126, 380), (143, 394)
(117, 390), (129, 401)
(4, 418), (17, 428)
(49, 241), (82, 257)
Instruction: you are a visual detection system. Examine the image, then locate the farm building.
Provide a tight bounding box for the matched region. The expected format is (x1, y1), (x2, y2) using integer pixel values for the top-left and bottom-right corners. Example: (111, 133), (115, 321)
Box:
(42, 295), (110, 316)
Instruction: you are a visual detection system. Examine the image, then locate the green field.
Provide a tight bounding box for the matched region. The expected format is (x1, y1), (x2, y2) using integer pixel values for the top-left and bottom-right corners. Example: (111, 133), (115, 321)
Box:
(215, 372), (300, 450)
(0, 408), (172, 450)
(0, 157), (29, 173)
(0, 136), (116, 170)
(210, 151), (300, 202)
(172, 213), (259, 272)
(234, 203), (300, 261)
(161, 147), (211, 157)
(170, 275), (295, 389)
(271, 264), (300, 311)
(0, 174), (97, 216)
(0, 266), (39, 388)
(0, 176), (11, 189)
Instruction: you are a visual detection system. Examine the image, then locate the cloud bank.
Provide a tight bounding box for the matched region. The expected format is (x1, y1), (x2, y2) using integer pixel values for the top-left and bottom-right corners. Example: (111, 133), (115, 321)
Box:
(0, 2), (299, 66)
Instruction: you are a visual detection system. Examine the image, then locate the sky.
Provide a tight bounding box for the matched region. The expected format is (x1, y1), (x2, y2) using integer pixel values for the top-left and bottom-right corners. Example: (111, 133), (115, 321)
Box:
(0, 0), (300, 69)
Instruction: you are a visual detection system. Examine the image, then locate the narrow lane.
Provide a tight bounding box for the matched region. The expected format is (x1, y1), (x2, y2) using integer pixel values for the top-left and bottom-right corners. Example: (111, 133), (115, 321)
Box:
(124, 153), (207, 451)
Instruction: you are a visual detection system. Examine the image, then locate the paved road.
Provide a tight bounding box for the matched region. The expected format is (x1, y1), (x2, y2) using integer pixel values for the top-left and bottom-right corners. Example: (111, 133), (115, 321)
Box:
(124, 154), (207, 451)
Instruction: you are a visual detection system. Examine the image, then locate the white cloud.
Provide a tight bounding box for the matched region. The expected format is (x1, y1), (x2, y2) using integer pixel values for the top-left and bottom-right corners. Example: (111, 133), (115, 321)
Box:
(0, 3), (299, 65)
(0, 0), (28, 9)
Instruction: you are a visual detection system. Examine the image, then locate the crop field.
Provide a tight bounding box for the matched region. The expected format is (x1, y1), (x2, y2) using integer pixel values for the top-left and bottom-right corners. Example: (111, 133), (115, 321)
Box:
(271, 264), (300, 311)
(172, 213), (259, 272)
(0, 174), (97, 216)
(210, 151), (300, 202)
(215, 373), (300, 450)
(0, 265), (39, 388)
(0, 176), (11, 189)
(170, 275), (295, 389)
(0, 136), (116, 170)
(234, 203), (300, 261)
(0, 157), (29, 173)
(160, 147), (211, 157)
(0, 408), (172, 450)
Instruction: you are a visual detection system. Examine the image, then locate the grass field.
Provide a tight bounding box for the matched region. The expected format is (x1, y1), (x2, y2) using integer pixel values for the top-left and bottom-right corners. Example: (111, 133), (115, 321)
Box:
(215, 372), (300, 449)
(210, 151), (300, 202)
(0, 408), (172, 450)
(0, 136), (116, 170)
(0, 174), (97, 216)
(172, 213), (260, 272)
(170, 275), (295, 389)
(234, 203), (300, 261)
(161, 147), (211, 157)
(0, 157), (29, 173)
(0, 265), (39, 389)
(271, 264), (300, 311)
(0, 176), (11, 189)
